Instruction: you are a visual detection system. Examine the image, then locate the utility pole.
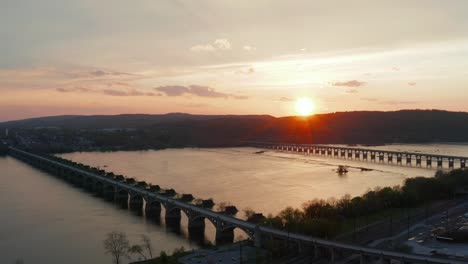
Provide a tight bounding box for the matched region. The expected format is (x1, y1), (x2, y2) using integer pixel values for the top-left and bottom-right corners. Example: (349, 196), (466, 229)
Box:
(407, 209), (410, 239)
(390, 212), (393, 237)
(239, 241), (243, 264)
(353, 216), (356, 242)
(446, 209), (449, 232)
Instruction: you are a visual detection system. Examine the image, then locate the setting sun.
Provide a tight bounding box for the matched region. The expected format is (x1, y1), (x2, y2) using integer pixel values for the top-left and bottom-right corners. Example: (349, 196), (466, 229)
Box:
(295, 97), (315, 116)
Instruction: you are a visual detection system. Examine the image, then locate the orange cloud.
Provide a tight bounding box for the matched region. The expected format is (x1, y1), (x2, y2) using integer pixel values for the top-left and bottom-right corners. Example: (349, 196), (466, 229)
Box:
(333, 80), (367, 87)
(155, 85), (247, 99)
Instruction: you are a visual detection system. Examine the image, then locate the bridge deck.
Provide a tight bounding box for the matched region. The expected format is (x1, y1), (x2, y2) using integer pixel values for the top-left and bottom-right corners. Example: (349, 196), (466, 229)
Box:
(249, 142), (468, 160)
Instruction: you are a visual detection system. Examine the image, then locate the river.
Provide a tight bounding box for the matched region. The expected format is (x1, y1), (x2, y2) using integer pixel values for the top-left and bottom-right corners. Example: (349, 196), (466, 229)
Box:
(2, 144), (468, 263)
(0, 156), (195, 264)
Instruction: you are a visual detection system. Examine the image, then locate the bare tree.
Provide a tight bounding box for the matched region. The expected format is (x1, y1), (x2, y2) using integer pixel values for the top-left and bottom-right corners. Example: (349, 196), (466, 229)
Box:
(128, 244), (147, 260)
(141, 234), (153, 258)
(104, 231), (130, 264)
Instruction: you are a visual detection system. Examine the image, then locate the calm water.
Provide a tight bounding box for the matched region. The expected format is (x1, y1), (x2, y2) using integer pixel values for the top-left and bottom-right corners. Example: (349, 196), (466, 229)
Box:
(0, 156), (196, 264)
(59, 146), (450, 216)
(2, 144), (468, 264)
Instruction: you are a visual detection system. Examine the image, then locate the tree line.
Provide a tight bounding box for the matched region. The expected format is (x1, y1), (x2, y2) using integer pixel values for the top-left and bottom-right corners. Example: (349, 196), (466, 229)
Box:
(256, 169), (468, 238)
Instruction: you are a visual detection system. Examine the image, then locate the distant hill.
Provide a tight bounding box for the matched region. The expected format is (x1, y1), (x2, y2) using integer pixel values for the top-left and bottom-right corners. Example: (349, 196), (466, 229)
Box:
(2, 110), (468, 146)
(0, 113), (274, 130)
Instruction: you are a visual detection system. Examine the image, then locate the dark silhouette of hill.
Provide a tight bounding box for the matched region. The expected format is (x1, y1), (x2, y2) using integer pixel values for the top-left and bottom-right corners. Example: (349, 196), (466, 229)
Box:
(2, 110), (468, 146)
(0, 113), (270, 130)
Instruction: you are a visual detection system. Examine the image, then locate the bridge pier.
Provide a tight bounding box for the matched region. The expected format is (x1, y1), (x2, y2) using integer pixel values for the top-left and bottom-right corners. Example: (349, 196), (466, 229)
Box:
(188, 216), (205, 240)
(376, 254), (390, 264)
(437, 157), (443, 168)
(115, 189), (129, 208)
(406, 155), (412, 165)
(330, 247), (335, 264)
(104, 185), (115, 201)
(129, 194), (144, 213)
(371, 152), (376, 161)
(254, 225), (262, 248)
(65, 173), (74, 184)
(145, 201), (162, 220)
(95, 181), (104, 197)
(165, 204), (181, 227)
(360, 253), (367, 264)
(449, 158), (454, 169)
(427, 157), (432, 167)
(379, 153), (384, 162)
(215, 228), (234, 245)
(71, 175), (79, 184)
(416, 156), (421, 166)
(462, 159), (466, 169)
(363, 152), (368, 160)
(388, 154), (393, 163)
(84, 178), (95, 192)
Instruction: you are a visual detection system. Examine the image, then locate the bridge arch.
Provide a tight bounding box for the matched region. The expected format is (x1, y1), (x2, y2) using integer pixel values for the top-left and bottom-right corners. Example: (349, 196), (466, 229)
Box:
(95, 181), (104, 196)
(103, 184), (116, 201)
(215, 225), (254, 245)
(164, 204), (182, 225)
(72, 173), (83, 185)
(115, 189), (129, 208)
(145, 200), (162, 221)
(129, 193), (145, 213)
(84, 177), (96, 192)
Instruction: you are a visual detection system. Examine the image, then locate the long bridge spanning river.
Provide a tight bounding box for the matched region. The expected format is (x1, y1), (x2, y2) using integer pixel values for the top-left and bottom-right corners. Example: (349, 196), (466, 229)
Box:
(8, 147), (467, 264)
(251, 142), (468, 169)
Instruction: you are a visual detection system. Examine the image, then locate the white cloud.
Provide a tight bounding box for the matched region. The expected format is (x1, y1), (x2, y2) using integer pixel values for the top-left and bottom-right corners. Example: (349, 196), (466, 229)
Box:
(190, 44), (216, 52)
(214, 39), (231, 50)
(190, 39), (231, 52)
(235, 67), (255, 75)
(243, 45), (256, 51)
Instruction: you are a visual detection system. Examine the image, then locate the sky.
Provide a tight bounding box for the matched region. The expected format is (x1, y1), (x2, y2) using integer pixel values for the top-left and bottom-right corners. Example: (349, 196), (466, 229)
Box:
(1, 0), (468, 121)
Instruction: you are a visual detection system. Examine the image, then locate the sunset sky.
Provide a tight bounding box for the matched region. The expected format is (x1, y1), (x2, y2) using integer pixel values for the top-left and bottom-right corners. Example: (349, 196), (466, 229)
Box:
(2, 1), (468, 121)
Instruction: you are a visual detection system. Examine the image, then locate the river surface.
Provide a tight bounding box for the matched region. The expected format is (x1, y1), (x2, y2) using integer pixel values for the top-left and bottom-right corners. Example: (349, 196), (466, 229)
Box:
(0, 156), (195, 264)
(2, 144), (468, 264)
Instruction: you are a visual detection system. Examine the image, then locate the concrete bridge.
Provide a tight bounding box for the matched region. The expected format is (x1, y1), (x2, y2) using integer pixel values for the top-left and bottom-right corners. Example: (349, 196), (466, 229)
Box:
(8, 147), (467, 264)
(250, 142), (468, 169)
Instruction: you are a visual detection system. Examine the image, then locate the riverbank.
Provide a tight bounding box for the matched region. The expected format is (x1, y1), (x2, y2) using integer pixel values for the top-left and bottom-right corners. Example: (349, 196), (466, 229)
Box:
(253, 168), (468, 241)
(130, 241), (268, 264)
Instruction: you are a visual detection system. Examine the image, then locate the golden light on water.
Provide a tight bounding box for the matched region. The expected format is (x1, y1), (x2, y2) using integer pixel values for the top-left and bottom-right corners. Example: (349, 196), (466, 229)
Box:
(295, 97), (315, 116)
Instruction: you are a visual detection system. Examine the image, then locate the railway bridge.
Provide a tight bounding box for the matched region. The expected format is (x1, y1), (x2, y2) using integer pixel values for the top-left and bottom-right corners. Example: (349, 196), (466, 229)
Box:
(8, 147), (467, 264)
(250, 142), (468, 169)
